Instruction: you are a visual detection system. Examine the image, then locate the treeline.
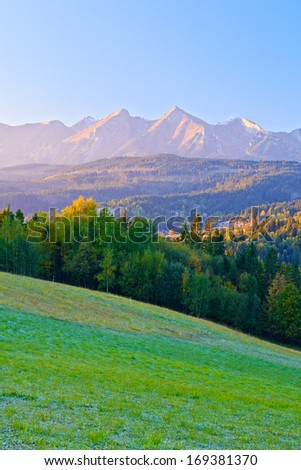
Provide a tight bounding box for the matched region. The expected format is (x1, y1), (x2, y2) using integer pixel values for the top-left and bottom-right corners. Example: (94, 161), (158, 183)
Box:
(227, 200), (301, 266)
(0, 197), (300, 348)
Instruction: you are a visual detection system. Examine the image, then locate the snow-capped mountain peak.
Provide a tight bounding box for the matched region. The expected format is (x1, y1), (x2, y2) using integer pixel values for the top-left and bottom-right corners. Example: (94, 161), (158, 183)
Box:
(71, 116), (97, 132)
(0, 107), (300, 166)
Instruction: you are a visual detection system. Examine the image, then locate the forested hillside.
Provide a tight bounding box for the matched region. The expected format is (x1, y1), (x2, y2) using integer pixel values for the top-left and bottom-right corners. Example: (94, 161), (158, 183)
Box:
(1, 196), (300, 348)
(0, 156), (301, 216)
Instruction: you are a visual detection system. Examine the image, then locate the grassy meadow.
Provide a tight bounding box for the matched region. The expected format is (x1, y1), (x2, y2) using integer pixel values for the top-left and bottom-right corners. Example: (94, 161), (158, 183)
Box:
(0, 272), (300, 449)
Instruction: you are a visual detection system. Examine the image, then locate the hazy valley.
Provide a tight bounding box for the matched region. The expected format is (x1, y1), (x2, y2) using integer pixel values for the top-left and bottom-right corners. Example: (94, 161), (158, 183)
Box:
(0, 155), (300, 217)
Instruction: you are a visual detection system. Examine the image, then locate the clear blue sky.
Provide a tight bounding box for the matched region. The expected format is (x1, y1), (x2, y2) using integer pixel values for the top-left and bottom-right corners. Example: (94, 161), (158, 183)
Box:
(0, 0), (300, 131)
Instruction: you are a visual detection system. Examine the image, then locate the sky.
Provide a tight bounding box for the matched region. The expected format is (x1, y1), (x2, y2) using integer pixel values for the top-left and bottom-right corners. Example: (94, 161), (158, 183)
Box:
(0, 0), (300, 131)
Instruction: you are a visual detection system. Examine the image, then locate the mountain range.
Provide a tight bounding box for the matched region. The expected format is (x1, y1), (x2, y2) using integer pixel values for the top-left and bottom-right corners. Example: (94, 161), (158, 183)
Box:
(0, 107), (301, 167)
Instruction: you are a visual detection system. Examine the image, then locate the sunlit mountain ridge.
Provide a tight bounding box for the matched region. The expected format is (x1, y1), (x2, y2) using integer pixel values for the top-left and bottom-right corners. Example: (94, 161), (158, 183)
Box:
(0, 107), (301, 167)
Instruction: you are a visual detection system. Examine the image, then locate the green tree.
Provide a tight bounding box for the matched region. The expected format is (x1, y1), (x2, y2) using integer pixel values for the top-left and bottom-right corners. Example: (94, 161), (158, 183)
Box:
(97, 247), (116, 293)
(264, 247), (279, 289)
(183, 270), (210, 317)
(190, 212), (202, 243)
(267, 275), (301, 345)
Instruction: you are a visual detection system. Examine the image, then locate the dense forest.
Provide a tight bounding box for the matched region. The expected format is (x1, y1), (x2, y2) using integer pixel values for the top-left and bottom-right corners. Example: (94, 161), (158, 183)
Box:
(0, 196), (301, 348)
(225, 200), (301, 265)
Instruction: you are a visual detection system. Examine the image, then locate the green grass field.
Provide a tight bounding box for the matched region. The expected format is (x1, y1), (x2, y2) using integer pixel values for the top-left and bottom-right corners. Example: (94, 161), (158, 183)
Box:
(0, 272), (300, 449)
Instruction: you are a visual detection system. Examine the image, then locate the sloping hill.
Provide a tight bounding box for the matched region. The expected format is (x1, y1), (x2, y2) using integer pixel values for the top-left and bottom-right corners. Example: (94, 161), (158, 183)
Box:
(1, 272), (300, 449)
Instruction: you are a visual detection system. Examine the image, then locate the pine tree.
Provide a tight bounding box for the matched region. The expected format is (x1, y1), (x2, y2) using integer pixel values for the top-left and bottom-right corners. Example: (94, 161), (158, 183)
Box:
(267, 276), (301, 345)
(15, 209), (25, 224)
(264, 247), (279, 289)
(190, 212), (202, 243)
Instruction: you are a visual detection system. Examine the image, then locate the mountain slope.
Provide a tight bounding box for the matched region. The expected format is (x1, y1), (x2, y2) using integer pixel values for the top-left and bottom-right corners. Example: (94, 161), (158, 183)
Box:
(71, 116), (97, 133)
(1, 156), (300, 216)
(61, 109), (153, 164)
(118, 106), (208, 157)
(0, 108), (301, 167)
(118, 108), (268, 159)
(0, 120), (73, 166)
(1, 272), (300, 449)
